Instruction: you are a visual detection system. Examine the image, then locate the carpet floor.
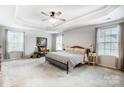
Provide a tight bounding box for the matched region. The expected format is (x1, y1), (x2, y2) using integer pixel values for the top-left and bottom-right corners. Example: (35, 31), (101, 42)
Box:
(0, 57), (124, 87)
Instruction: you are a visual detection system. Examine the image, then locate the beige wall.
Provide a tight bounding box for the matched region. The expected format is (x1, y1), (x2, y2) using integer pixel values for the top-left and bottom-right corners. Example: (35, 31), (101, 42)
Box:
(63, 26), (96, 48)
(97, 56), (118, 69)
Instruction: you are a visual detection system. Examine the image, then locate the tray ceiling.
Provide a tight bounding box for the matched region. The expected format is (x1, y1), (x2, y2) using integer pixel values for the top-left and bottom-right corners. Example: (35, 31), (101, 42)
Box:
(0, 5), (124, 33)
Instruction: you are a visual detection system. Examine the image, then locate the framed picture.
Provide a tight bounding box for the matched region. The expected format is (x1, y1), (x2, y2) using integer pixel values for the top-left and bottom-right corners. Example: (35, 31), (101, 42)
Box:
(36, 37), (47, 48)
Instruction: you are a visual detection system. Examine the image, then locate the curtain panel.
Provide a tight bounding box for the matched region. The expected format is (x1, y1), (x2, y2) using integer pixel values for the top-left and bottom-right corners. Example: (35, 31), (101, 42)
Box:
(120, 23), (124, 71)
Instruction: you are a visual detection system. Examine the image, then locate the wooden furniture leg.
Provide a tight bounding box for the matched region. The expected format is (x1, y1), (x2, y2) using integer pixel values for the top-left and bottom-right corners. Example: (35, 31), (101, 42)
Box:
(67, 62), (69, 74)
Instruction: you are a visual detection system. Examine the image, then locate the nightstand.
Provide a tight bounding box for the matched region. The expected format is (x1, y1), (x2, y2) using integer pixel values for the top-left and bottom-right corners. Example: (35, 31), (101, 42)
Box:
(88, 52), (96, 66)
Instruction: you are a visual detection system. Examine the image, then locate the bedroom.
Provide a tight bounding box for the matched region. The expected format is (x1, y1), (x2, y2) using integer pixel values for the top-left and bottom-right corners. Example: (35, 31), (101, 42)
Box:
(0, 5), (124, 87)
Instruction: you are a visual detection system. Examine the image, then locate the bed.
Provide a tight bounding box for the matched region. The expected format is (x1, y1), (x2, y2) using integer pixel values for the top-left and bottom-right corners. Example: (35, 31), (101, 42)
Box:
(45, 46), (90, 74)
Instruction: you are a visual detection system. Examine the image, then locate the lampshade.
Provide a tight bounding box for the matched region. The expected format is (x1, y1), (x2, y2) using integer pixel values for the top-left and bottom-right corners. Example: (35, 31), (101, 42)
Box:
(89, 44), (94, 52)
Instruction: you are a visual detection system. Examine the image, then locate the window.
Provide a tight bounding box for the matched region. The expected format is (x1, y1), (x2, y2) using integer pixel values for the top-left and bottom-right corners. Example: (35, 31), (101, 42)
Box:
(56, 33), (62, 50)
(97, 26), (120, 57)
(7, 31), (24, 52)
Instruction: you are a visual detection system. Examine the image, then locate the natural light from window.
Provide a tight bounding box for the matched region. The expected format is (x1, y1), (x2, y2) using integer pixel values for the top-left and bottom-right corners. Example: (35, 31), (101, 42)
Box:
(97, 26), (120, 57)
(56, 33), (62, 51)
(7, 31), (24, 52)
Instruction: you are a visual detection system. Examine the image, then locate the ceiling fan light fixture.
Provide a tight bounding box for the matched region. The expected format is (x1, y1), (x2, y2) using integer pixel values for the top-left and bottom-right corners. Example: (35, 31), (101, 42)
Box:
(49, 18), (57, 24)
(41, 11), (65, 23)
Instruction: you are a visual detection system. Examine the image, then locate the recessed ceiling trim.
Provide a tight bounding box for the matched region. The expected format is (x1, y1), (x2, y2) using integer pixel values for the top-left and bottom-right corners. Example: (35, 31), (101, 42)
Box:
(54, 5), (119, 29)
(15, 16), (58, 31)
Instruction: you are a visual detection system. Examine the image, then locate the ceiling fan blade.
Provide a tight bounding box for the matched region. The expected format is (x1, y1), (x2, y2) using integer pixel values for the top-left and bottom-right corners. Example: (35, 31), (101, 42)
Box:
(58, 18), (66, 21)
(41, 12), (49, 16)
(56, 11), (62, 16)
(41, 19), (48, 21)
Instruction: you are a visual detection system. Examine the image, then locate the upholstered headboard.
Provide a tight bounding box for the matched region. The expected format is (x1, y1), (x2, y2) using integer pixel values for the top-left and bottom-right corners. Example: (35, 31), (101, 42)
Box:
(70, 46), (90, 54)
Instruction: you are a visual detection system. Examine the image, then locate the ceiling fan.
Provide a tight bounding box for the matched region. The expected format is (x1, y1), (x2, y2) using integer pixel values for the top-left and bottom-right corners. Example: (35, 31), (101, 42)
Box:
(41, 11), (66, 23)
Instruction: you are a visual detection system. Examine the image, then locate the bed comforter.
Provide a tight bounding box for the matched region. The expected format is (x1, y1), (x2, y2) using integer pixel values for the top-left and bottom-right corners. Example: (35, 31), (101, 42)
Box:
(46, 51), (85, 71)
